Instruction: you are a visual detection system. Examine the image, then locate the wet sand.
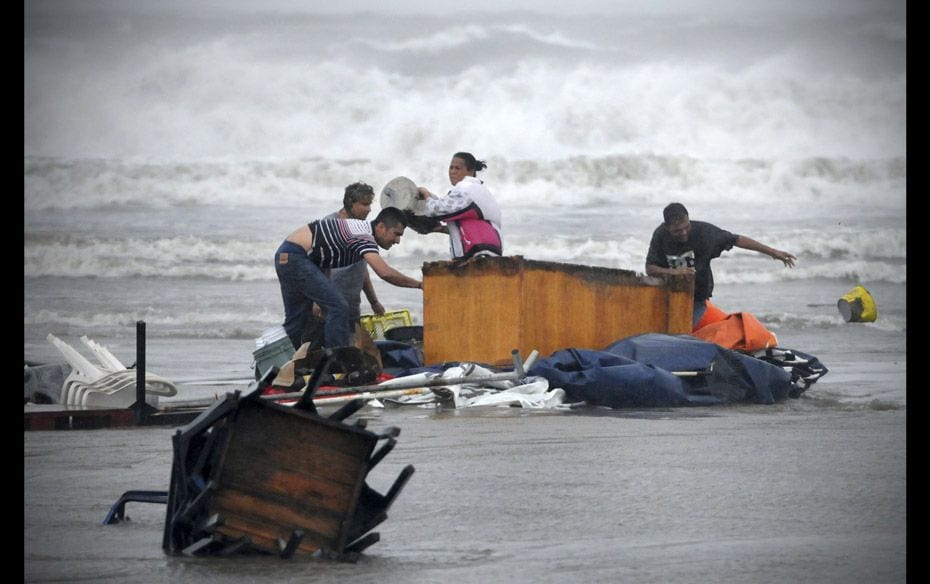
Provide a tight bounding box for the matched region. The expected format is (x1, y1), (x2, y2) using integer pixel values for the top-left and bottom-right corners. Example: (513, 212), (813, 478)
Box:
(24, 403), (905, 583)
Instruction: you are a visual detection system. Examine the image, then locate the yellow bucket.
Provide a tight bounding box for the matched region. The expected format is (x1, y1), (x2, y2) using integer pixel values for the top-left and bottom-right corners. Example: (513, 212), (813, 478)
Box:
(837, 285), (877, 323)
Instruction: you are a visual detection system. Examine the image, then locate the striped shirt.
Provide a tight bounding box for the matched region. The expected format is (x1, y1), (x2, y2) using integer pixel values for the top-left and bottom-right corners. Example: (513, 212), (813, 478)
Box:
(308, 218), (379, 269)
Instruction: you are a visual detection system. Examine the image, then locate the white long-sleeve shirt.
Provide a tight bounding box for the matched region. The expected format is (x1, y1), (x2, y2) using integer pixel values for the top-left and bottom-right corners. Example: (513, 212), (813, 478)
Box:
(424, 176), (503, 260)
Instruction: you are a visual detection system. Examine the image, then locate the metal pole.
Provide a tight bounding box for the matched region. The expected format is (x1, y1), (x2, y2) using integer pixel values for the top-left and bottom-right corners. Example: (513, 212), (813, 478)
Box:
(263, 349), (545, 402)
(135, 320), (146, 425)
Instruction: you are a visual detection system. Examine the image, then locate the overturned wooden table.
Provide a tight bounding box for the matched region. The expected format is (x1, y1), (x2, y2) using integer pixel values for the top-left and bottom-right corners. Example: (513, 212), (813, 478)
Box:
(106, 353), (415, 561)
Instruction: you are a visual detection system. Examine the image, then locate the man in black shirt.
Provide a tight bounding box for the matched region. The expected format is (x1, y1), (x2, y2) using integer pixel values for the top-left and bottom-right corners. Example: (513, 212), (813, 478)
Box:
(645, 202), (796, 327)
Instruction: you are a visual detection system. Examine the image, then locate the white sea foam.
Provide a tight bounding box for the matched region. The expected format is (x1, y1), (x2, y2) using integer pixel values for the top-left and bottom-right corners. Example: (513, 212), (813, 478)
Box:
(758, 310), (906, 334)
(25, 307), (282, 339)
(23, 235), (272, 280)
(23, 227), (906, 285)
(358, 23), (602, 53)
(24, 154), (905, 218)
(25, 11), (904, 162)
(715, 262), (905, 286)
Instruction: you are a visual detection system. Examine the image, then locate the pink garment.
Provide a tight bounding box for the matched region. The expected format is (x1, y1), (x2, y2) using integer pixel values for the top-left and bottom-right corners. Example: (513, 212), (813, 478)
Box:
(424, 176), (503, 260)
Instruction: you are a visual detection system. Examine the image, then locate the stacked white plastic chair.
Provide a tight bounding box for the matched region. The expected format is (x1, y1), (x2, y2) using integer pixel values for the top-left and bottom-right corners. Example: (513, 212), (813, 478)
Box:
(47, 334), (178, 408)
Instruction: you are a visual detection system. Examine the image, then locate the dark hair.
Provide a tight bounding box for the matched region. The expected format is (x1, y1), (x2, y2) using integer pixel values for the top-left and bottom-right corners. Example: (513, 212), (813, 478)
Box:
(373, 206), (409, 229)
(343, 182), (375, 210)
(453, 152), (487, 173)
(663, 202), (689, 224)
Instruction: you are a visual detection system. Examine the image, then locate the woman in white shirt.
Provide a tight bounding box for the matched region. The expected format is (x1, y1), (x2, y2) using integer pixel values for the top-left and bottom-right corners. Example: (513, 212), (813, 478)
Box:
(417, 152), (503, 260)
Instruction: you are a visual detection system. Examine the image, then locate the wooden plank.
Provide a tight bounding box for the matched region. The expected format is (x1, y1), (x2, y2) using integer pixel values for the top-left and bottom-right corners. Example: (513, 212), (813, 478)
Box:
(212, 511), (328, 556)
(210, 488), (360, 556)
(221, 444), (369, 493)
(216, 465), (364, 516)
(212, 488), (343, 537)
(216, 406), (375, 498)
(423, 261), (523, 364)
(203, 400), (376, 556)
(665, 275), (694, 333)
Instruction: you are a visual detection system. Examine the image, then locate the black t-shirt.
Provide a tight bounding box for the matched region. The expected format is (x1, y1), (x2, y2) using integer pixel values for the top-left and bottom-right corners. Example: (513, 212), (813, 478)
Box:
(646, 220), (738, 301)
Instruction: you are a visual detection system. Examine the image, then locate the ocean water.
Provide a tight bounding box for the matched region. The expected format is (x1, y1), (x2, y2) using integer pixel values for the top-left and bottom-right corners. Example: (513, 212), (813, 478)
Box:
(24, 2), (905, 581)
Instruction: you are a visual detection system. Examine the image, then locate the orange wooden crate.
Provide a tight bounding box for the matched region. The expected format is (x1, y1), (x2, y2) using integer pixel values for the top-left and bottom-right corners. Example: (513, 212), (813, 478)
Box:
(422, 256), (693, 366)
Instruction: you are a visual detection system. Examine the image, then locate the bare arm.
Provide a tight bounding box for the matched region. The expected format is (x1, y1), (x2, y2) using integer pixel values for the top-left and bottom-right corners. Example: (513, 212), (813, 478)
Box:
(364, 253), (422, 289)
(734, 235), (796, 268)
(361, 268), (386, 314)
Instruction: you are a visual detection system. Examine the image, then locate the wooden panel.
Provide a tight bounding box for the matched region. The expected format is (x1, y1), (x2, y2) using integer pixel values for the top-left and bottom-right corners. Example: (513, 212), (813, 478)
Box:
(521, 267), (673, 355)
(423, 256), (693, 365)
(220, 415), (372, 485)
(664, 275), (694, 334)
(206, 401), (377, 556)
(423, 258), (523, 364)
(217, 463), (360, 515)
(212, 488), (341, 555)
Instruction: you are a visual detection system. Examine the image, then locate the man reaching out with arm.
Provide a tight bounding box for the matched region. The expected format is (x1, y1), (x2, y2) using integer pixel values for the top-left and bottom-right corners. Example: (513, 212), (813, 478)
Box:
(645, 202), (795, 327)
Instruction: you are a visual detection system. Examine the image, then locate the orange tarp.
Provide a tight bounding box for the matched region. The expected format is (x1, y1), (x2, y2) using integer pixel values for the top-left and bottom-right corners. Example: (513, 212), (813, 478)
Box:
(692, 302), (778, 353)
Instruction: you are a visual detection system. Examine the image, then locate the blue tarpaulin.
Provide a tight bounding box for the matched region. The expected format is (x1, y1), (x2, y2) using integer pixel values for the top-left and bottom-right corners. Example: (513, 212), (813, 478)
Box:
(528, 334), (815, 408)
(378, 333), (827, 409)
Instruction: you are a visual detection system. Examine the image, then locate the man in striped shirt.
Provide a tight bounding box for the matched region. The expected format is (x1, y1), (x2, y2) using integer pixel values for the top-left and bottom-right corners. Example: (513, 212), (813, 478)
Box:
(275, 206), (422, 350)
